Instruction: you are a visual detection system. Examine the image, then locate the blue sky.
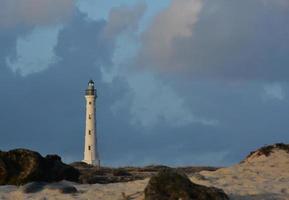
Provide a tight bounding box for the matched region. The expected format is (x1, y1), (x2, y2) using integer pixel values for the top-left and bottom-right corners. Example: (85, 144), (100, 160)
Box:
(0, 0), (289, 167)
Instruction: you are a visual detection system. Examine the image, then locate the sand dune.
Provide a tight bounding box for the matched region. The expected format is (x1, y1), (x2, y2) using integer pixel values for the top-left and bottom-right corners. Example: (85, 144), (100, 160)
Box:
(191, 149), (289, 200)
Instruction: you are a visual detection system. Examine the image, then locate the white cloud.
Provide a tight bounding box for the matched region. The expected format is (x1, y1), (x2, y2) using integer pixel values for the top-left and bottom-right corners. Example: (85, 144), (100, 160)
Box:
(6, 25), (61, 76)
(99, 1), (217, 128)
(138, 0), (203, 70)
(263, 83), (285, 101)
(125, 72), (218, 128)
(109, 69), (219, 128)
(135, 0), (289, 81)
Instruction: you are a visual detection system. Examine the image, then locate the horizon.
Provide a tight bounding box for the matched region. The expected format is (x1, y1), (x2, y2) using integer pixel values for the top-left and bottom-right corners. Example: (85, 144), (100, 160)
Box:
(1, 0), (289, 167)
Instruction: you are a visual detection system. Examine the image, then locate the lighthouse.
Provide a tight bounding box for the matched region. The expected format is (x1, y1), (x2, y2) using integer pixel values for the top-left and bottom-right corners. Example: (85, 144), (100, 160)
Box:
(83, 80), (100, 167)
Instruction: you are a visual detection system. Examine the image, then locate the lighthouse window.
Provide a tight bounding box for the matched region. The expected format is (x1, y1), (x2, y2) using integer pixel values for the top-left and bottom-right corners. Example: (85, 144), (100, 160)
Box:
(89, 102), (92, 105)
(88, 130), (91, 135)
(89, 115), (91, 119)
(88, 146), (91, 150)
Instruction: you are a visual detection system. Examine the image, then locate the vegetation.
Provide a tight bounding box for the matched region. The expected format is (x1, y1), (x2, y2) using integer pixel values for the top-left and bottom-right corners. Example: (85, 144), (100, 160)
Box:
(245, 143), (289, 160)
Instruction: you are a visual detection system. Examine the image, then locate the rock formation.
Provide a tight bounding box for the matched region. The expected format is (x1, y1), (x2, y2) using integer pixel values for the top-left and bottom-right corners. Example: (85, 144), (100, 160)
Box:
(144, 168), (229, 200)
(0, 149), (79, 185)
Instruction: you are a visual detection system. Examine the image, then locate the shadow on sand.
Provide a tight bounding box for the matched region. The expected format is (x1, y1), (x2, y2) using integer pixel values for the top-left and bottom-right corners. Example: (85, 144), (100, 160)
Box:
(230, 193), (285, 200)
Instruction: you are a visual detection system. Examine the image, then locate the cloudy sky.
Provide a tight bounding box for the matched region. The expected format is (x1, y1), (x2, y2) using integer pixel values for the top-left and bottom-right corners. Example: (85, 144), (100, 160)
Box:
(0, 0), (289, 167)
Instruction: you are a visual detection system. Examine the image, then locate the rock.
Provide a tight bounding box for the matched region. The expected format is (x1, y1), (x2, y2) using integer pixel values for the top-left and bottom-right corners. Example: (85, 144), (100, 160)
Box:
(44, 154), (80, 183)
(22, 182), (47, 193)
(59, 185), (78, 194)
(45, 181), (78, 194)
(70, 162), (94, 169)
(112, 169), (132, 177)
(22, 181), (78, 194)
(144, 169), (229, 200)
(0, 149), (80, 185)
(71, 164), (220, 185)
(72, 165), (142, 184)
(140, 165), (171, 172)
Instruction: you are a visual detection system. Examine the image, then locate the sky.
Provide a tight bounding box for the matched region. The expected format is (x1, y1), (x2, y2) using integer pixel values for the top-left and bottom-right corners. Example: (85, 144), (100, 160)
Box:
(0, 0), (289, 167)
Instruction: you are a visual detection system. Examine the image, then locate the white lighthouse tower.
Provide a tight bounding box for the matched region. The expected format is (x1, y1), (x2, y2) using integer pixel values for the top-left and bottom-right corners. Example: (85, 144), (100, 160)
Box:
(83, 80), (100, 167)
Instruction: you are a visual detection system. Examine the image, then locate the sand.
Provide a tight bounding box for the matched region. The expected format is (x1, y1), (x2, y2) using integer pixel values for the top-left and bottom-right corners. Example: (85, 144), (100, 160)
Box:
(191, 149), (289, 200)
(0, 179), (149, 200)
(0, 149), (288, 200)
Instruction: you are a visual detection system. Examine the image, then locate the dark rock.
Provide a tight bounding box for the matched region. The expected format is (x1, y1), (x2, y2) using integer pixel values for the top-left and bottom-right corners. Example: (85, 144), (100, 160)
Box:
(144, 169), (229, 200)
(79, 174), (108, 184)
(22, 182), (47, 193)
(44, 154), (80, 183)
(22, 181), (78, 194)
(0, 149), (80, 185)
(59, 185), (78, 194)
(46, 182), (78, 194)
(140, 165), (171, 172)
(112, 169), (132, 177)
(70, 162), (94, 169)
(45, 155), (62, 162)
(71, 163), (220, 185)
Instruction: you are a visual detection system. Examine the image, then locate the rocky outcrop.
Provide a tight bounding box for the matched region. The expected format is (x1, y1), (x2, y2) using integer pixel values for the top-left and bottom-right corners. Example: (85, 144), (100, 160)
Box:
(0, 149), (79, 185)
(21, 181), (77, 194)
(46, 182), (78, 194)
(71, 162), (147, 184)
(70, 162), (219, 184)
(144, 169), (229, 200)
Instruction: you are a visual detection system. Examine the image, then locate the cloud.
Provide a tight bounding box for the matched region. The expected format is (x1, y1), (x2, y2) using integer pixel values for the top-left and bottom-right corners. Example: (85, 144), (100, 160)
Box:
(103, 3), (147, 38)
(6, 25), (61, 76)
(263, 83), (285, 101)
(124, 72), (218, 128)
(3, 2), (146, 77)
(104, 1), (218, 129)
(0, 0), (74, 28)
(138, 0), (202, 70)
(261, 0), (289, 7)
(137, 0), (289, 81)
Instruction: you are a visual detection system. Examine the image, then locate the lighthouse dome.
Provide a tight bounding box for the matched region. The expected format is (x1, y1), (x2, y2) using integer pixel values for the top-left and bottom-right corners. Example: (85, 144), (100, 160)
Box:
(88, 80), (94, 87)
(86, 80), (96, 96)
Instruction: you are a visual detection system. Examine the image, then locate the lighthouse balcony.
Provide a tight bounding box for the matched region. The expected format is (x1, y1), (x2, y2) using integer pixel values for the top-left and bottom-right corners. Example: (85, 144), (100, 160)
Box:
(86, 89), (96, 96)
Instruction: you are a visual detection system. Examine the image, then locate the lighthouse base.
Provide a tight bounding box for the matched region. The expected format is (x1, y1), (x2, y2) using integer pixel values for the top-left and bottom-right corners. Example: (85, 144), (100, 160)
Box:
(82, 159), (100, 168)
